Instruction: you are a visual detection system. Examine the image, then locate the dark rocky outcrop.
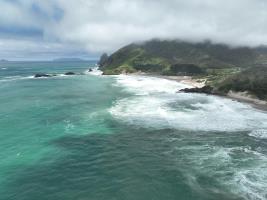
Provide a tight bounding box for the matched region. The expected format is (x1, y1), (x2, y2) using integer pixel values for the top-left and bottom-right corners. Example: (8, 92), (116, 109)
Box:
(64, 72), (76, 75)
(34, 73), (54, 78)
(98, 53), (109, 67)
(179, 86), (220, 95)
(88, 68), (93, 72)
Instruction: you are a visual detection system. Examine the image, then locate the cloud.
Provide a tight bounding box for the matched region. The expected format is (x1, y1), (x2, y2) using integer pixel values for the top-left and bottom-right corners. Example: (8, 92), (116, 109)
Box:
(0, 38), (93, 61)
(0, 0), (267, 59)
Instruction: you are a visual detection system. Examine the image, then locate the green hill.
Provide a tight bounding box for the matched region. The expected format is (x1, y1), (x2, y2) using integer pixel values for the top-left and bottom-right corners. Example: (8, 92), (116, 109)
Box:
(99, 39), (267, 100)
(99, 39), (260, 75)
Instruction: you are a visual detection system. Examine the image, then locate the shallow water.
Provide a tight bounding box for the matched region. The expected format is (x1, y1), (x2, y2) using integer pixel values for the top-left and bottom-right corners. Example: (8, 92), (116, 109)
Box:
(0, 62), (267, 200)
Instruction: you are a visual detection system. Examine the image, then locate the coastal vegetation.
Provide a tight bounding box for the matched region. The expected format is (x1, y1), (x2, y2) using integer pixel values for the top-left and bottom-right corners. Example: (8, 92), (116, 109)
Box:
(217, 66), (267, 100)
(99, 39), (267, 100)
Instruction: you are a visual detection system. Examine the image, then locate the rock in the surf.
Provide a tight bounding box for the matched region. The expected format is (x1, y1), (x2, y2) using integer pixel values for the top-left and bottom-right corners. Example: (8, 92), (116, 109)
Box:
(34, 73), (53, 78)
(179, 86), (215, 94)
(64, 72), (76, 75)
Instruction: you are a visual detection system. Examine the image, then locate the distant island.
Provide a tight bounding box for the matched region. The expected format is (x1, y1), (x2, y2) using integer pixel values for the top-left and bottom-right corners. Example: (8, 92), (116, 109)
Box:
(53, 58), (85, 62)
(99, 39), (267, 102)
(0, 59), (8, 62)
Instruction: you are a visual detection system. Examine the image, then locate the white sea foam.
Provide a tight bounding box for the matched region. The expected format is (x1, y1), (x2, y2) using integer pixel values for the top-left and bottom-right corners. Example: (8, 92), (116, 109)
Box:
(64, 119), (75, 133)
(109, 75), (267, 132)
(234, 170), (267, 200)
(249, 129), (267, 139)
(114, 74), (190, 95)
(57, 74), (69, 77)
(86, 67), (103, 76)
(232, 149), (267, 200)
(0, 75), (34, 82)
(172, 143), (267, 200)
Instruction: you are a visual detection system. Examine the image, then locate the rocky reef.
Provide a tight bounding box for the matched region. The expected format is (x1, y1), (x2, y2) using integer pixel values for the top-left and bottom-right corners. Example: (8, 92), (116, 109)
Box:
(64, 72), (76, 75)
(34, 72), (76, 78)
(34, 73), (55, 78)
(179, 86), (222, 95)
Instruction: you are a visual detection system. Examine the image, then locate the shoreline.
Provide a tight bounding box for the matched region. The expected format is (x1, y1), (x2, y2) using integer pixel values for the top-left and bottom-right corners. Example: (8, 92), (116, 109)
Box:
(131, 72), (205, 88)
(170, 76), (267, 111)
(225, 91), (267, 111)
(129, 72), (267, 111)
(160, 75), (206, 88)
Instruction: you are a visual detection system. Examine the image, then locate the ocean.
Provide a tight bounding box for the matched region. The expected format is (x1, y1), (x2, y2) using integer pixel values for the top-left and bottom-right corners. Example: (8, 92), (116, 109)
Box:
(0, 61), (267, 200)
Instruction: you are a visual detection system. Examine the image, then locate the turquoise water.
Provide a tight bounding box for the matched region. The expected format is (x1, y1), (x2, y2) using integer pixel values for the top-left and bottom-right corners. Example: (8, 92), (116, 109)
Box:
(0, 61), (267, 200)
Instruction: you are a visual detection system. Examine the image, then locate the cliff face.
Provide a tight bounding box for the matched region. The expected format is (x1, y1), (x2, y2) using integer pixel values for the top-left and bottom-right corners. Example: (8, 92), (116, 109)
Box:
(99, 40), (262, 75)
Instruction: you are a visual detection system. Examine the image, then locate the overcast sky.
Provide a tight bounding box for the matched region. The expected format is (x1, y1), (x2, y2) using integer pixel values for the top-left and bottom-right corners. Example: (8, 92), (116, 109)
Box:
(0, 0), (267, 60)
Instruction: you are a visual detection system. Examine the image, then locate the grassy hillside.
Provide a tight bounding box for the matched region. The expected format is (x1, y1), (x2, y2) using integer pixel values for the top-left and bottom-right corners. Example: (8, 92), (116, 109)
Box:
(99, 39), (267, 100)
(99, 40), (259, 75)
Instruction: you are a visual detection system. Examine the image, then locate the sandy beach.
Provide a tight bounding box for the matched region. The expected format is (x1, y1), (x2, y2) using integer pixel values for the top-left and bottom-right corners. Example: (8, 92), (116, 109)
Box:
(226, 91), (267, 111)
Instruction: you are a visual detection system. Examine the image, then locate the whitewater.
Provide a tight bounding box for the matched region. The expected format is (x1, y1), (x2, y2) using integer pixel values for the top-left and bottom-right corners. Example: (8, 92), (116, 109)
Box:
(110, 75), (267, 133)
(109, 74), (267, 200)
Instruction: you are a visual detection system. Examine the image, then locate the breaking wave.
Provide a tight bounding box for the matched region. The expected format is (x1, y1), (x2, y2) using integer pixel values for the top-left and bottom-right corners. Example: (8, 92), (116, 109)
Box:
(86, 67), (103, 76)
(109, 75), (267, 132)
